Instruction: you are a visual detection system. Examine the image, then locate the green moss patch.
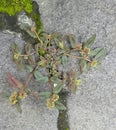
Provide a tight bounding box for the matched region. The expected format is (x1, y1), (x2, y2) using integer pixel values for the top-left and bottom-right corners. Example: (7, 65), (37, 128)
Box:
(0, 0), (32, 16)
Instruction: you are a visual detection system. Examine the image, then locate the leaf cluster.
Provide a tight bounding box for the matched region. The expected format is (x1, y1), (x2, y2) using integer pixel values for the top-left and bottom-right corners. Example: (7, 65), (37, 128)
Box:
(8, 24), (106, 112)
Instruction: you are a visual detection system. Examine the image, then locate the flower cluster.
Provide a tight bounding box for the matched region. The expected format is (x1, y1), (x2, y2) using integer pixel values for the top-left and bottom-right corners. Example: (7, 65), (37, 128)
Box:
(9, 92), (18, 105)
(9, 91), (27, 105)
(46, 94), (59, 109)
(90, 60), (98, 67)
(13, 53), (21, 60)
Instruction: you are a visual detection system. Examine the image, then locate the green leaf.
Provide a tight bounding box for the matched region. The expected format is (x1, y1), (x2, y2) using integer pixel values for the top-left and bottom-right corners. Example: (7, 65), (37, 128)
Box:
(68, 34), (76, 48)
(25, 64), (33, 72)
(27, 56), (34, 65)
(25, 44), (32, 54)
(62, 55), (68, 66)
(94, 48), (106, 61)
(84, 34), (96, 48)
(90, 48), (103, 57)
(11, 43), (16, 52)
(34, 71), (48, 83)
(20, 24), (36, 38)
(39, 92), (51, 99)
(15, 103), (22, 113)
(80, 60), (87, 73)
(53, 82), (64, 94)
(51, 76), (59, 82)
(17, 56), (23, 69)
(11, 43), (20, 53)
(38, 48), (45, 56)
(55, 101), (66, 110)
(1, 92), (10, 99)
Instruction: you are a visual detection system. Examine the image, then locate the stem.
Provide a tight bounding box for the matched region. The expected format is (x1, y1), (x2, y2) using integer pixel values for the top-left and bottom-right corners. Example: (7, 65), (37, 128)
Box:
(24, 65), (39, 90)
(34, 30), (43, 46)
(59, 47), (80, 56)
(65, 53), (91, 62)
(20, 52), (36, 57)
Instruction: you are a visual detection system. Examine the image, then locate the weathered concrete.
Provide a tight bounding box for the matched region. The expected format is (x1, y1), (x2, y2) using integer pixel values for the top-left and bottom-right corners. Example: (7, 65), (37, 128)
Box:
(0, 0), (116, 130)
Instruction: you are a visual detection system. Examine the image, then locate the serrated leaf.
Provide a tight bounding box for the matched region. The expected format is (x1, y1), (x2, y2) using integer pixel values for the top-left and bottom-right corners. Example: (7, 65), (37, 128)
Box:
(94, 48), (106, 61)
(34, 71), (48, 83)
(62, 55), (68, 66)
(55, 101), (66, 110)
(53, 82), (64, 94)
(68, 34), (76, 48)
(84, 34), (96, 48)
(39, 92), (51, 99)
(15, 103), (22, 113)
(25, 64), (33, 72)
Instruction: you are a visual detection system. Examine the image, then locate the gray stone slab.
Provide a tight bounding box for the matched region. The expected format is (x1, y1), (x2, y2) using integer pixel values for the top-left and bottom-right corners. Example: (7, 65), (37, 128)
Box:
(35, 0), (116, 130)
(68, 48), (116, 130)
(0, 0), (116, 130)
(0, 33), (58, 130)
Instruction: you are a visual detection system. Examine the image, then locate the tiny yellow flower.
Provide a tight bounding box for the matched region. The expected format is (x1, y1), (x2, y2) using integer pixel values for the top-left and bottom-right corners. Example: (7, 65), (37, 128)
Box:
(46, 98), (55, 109)
(75, 79), (82, 86)
(19, 92), (27, 99)
(9, 97), (18, 105)
(51, 94), (59, 102)
(90, 60), (98, 67)
(9, 92), (18, 105)
(14, 53), (20, 60)
(58, 42), (64, 49)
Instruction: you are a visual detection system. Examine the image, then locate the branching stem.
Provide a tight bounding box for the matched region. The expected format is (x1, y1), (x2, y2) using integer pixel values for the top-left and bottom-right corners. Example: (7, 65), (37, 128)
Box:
(65, 53), (92, 62)
(24, 65), (39, 90)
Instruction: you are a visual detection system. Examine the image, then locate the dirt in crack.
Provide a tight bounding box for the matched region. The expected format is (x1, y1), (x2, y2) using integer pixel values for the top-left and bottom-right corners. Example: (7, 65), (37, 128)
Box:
(57, 91), (70, 130)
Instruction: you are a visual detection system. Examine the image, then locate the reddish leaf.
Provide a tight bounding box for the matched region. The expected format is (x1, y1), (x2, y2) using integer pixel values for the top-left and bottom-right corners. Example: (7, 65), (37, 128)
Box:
(7, 72), (24, 90)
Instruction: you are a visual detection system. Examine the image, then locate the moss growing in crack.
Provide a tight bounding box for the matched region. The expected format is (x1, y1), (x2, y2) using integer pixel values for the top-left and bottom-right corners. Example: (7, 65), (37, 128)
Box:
(0, 0), (32, 16)
(28, 1), (43, 31)
(57, 92), (70, 130)
(0, 21), (3, 29)
(0, 0), (43, 31)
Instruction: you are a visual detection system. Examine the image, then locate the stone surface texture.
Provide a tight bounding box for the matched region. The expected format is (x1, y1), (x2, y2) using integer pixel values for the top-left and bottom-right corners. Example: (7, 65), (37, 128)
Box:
(0, 0), (116, 130)
(36, 0), (116, 130)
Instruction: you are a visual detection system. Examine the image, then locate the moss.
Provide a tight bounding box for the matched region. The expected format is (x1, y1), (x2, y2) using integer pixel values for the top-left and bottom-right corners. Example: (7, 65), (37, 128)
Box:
(0, 0), (44, 31)
(0, 21), (3, 28)
(27, 1), (44, 31)
(57, 92), (70, 130)
(0, 0), (32, 16)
